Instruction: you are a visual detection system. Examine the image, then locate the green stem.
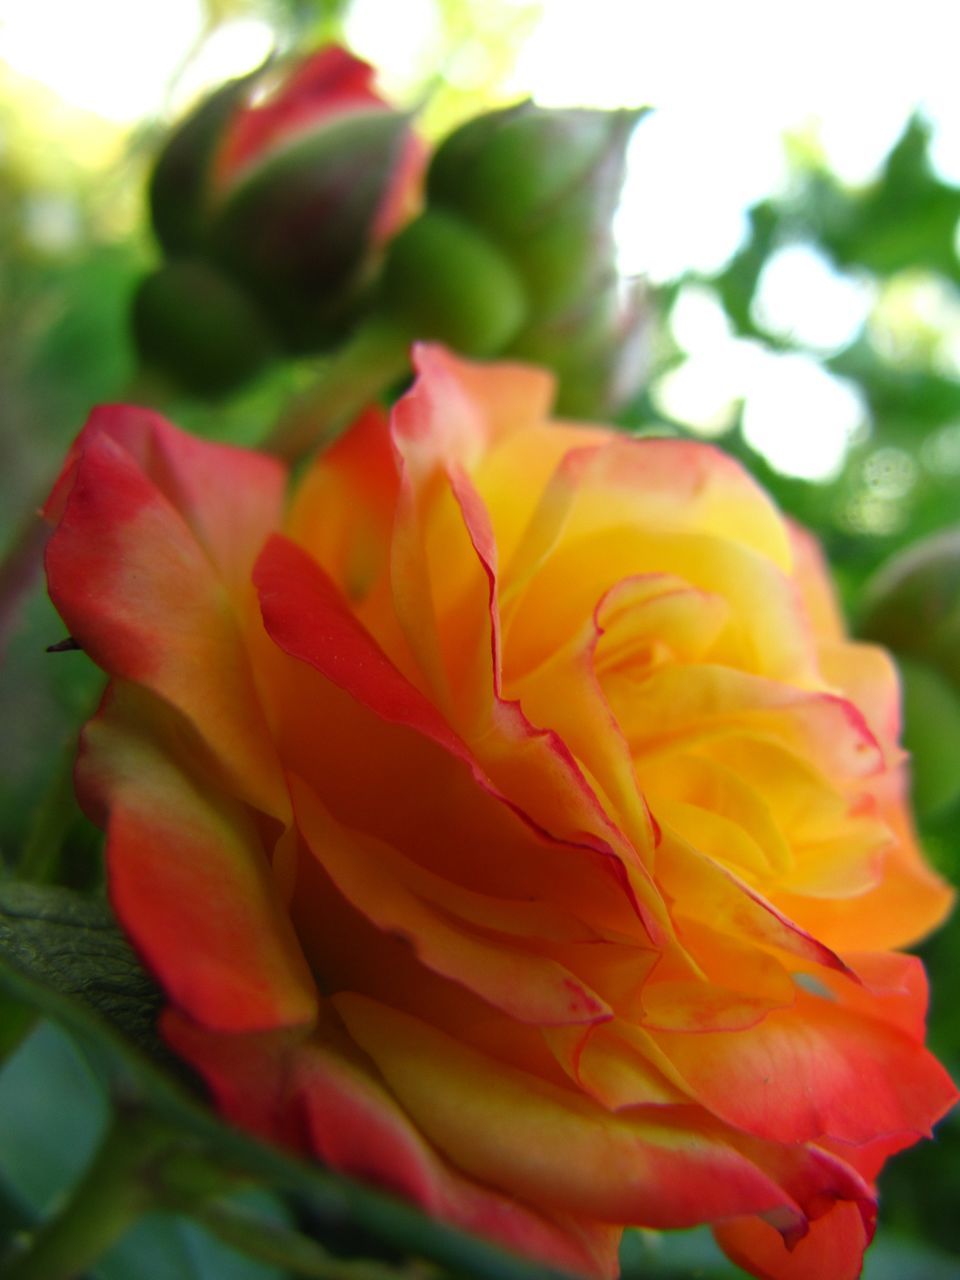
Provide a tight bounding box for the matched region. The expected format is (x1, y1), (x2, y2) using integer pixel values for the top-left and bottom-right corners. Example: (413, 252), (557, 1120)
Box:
(195, 1198), (415, 1279)
(263, 317), (411, 464)
(0, 508), (49, 663)
(15, 731), (91, 884)
(2, 1110), (170, 1280)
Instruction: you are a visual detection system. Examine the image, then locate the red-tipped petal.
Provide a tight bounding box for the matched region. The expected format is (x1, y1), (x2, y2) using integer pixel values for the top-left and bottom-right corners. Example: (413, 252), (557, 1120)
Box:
(45, 408), (287, 820)
(164, 1010), (621, 1279)
(334, 994), (815, 1233)
(715, 1200), (870, 1280)
(83, 685), (316, 1033)
(652, 989), (957, 1146)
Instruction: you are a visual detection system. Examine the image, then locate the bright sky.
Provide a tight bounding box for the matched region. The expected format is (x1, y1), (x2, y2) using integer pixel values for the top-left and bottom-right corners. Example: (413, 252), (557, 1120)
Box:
(3, 0), (959, 480)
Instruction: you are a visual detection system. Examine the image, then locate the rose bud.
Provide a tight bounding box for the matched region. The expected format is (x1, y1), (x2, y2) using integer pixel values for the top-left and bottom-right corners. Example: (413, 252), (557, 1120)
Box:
(149, 72), (255, 257)
(860, 529), (960, 819)
(379, 104), (647, 414)
(44, 348), (954, 1280)
(145, 46), (424, 360)
(860, 526), (960, 688)
(896, 657), (960, 819)
(131, 259), (276, 397)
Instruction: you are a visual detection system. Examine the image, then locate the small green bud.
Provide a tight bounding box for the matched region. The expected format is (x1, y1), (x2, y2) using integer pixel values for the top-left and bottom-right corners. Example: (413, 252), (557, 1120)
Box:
(508, 280), (649, 417)
(396, 100), (647, 413)
(381, 210), (527, 356)
(131, 260), (275, 397)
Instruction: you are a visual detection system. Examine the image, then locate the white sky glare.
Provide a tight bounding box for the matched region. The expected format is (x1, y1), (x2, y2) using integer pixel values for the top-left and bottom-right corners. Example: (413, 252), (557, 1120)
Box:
(3, 0), (959, 481)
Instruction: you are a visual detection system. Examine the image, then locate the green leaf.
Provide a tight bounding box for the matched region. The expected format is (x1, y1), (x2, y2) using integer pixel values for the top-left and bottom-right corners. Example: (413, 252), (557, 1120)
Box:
(0, 882), (164, 1057)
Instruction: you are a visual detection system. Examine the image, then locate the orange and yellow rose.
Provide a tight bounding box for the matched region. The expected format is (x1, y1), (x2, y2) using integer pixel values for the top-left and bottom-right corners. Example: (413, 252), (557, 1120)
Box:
(44, 347), (955, 1279)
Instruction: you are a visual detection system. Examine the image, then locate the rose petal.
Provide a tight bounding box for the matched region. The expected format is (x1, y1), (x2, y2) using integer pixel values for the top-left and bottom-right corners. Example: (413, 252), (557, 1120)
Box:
(334, 994), (816, 1232)
(651, 988), (957, 1146)
(255, 532), (647, 936)
(45, 407), (287, 819)
(715, 1200), (870, 1280)
(290, 774), (612, 1026)
(82, 684), (317, 1032)
(165, 1009), (622, 1279)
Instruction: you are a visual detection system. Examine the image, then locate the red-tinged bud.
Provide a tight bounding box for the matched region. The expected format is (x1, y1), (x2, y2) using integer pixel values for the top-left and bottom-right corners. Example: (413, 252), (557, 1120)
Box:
(143, 47), (424, 371)
(210, 106), (419, 351)
(149, 74), (256, 257)
(212, 47), (385, 191)
(131, 260), (275, 397)
(860, 527), (960, 688)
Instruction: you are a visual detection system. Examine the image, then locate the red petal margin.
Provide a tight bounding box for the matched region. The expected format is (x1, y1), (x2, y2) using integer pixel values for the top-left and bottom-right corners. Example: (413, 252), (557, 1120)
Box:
(44, 403), (285, 594)
(398, 344), (557, 459)
(652, 986), (957, 1147)
(715, 1200), (870, 1280)
(44, 405), (288, 820)
(254, 533), (645, 934)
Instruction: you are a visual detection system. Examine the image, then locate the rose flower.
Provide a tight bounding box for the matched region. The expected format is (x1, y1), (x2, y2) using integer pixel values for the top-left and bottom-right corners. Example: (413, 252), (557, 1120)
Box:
(44, 347), (955, 1279)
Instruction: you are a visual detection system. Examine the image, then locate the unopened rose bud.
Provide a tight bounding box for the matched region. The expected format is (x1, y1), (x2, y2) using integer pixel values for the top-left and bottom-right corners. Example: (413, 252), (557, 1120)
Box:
(427, 103), (638, 246)
(378, 102), (646, 414)
(149, 74), (256, 257)
(142, 47), (423, 373)
(897, 656), (960, 819)
(131, 260), (275, 397)
(860, 527), (960, 688)
(508, 277), (651, 416)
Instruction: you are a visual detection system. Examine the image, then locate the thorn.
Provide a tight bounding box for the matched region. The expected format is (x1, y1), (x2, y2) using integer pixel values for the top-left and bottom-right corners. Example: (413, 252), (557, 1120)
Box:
(46, 636), (82, 653)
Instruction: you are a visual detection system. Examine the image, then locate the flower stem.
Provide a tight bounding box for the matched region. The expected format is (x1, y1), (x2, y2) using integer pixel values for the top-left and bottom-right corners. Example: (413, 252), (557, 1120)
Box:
(2, 1110), (171, 1280)
(195, 1198), (415, 1279)
(263, 317), (411, 464)
(0, 508), (49, 663)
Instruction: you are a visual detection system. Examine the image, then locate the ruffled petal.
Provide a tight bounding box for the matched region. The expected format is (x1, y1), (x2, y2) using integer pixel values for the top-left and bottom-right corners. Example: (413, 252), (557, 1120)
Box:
(290, 775), (612, 1026)
(254, 531), (647, 936)
(44, 406), (287, 820)
(715, 1200), (870, 1280)
(651, 988), (957, 1146)
(334, 994), (826, 1234)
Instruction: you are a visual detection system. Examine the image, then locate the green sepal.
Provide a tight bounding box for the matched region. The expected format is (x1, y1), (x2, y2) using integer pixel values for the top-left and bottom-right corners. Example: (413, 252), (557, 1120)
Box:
(427, 103), (644, 244)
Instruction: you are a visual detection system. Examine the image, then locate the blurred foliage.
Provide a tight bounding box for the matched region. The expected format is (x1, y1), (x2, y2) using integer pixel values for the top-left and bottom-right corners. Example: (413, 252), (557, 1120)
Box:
(1, 1), (960, 1278)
